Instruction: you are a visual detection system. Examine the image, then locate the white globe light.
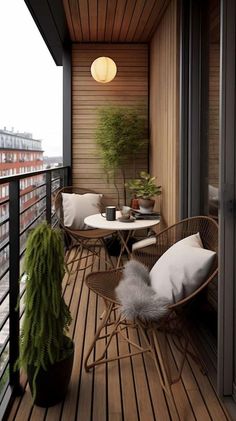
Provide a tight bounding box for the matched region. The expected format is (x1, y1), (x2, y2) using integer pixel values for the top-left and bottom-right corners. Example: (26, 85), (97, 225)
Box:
(91, 57), (117, 83)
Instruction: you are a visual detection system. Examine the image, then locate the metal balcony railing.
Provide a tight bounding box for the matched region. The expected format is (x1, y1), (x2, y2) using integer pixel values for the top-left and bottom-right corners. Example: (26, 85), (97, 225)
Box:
(0, 166), (69, 419)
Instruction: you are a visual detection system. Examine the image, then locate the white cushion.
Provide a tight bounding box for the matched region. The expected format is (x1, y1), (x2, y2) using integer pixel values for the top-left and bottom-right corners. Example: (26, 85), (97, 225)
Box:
(150, 233), (216, 304)
(62, 192), (102, 230)
(132, 237), (156, 251)
(209, 184), (219, 201)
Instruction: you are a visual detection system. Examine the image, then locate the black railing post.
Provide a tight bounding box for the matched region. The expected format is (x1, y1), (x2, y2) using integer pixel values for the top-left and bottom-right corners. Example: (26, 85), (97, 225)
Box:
(64, 166), (69, 187)
(9, 180), (22, 394)
(46, 172), (51, 224)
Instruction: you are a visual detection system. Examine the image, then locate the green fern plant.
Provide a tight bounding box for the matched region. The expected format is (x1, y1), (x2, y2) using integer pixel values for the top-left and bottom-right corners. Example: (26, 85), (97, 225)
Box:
(16, 222), (73, 400)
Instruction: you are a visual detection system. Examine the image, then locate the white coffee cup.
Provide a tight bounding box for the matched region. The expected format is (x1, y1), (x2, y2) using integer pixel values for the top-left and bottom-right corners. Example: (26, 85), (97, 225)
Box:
(121, 206), (131, 219)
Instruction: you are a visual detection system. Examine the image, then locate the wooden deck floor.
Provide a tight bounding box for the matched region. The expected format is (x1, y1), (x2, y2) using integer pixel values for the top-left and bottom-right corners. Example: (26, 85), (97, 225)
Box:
(7, 247), (232, 421)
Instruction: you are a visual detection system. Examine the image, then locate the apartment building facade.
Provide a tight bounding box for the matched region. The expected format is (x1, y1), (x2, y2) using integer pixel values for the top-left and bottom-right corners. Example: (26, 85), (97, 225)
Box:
(0, 129), (44, 268)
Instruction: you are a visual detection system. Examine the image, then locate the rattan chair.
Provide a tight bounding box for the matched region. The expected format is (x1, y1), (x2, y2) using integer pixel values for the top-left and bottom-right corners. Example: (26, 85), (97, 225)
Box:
(54, 186), (116, 269)
(84, 216), (218, 420)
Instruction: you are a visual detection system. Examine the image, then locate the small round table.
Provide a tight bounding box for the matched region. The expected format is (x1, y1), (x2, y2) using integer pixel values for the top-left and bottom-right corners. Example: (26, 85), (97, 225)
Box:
(84, 211), (160, 267)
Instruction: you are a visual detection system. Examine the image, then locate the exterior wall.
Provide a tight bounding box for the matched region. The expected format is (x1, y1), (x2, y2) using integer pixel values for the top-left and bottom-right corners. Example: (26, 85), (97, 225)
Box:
(149, 0), (179, 226)
(0, 149), (43, 176)
(0, 130), (43, 178)
(71, 43), (148, 205)
(0, 129), (44, 249)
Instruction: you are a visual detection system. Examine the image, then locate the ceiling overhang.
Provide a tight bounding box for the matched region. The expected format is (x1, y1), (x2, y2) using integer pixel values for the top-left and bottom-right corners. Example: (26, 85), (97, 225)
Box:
(25, 0), (169, 65)
(24, 0), (70, 65)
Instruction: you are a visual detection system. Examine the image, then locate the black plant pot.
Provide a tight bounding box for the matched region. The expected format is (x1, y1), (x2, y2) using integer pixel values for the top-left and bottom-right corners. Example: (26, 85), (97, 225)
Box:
(27, 343), (74, 407)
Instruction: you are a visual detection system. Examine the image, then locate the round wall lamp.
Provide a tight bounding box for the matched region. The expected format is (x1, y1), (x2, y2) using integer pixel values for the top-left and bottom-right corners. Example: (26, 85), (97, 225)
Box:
(91, 57), (117, 83)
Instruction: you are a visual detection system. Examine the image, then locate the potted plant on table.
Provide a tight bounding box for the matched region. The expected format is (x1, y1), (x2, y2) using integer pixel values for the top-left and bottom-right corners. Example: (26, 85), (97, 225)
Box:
(16, 222), (74, 407)
(126, 171), (161, 213)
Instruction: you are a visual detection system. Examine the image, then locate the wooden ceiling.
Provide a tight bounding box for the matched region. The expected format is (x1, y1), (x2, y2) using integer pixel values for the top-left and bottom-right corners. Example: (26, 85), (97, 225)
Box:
(209, 0), (220, 43)
(63, 0), (169, 42)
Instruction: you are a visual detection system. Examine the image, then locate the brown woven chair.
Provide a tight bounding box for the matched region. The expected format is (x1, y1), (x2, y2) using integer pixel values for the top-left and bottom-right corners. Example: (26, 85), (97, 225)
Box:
(54, 186), (116, 269)
(84, 216), (218, 420)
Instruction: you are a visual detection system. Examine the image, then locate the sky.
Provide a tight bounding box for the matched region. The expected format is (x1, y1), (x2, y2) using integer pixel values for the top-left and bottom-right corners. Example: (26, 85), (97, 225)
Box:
(0, 0), (63, 157)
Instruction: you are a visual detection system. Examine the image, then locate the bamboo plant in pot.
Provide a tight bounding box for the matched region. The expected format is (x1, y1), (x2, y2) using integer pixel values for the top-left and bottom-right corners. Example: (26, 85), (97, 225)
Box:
(16, 222), (74, 407)
(96, 105), (147, 207)
(127, 171), (161, 213)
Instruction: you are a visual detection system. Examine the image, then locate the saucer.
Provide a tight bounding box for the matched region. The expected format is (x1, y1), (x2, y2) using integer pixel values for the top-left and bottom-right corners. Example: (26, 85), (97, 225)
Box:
(118, 216), (135, 223)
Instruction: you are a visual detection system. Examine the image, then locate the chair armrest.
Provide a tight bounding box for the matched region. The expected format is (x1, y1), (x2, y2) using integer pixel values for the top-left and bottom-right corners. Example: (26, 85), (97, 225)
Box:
(132, 237), (157, 251)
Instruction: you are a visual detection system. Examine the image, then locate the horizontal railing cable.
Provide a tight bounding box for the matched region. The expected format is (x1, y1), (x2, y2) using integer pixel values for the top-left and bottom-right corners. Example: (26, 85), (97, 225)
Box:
(0, 288), (9, 306)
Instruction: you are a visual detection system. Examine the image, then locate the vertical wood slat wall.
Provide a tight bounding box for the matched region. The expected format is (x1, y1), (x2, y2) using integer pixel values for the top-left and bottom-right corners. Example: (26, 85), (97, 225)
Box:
(149, 0), (179, 226)
(208, 43), (220, 188)
(71, 44), (148, 205)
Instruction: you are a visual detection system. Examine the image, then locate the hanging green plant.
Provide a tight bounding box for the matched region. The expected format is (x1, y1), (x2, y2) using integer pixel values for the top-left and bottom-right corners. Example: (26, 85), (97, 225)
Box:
(16, 222), (73, 405)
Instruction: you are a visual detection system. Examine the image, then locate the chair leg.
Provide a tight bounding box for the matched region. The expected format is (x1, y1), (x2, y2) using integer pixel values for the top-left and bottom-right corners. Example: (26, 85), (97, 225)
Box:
(149, 328), (181, 421)
(184, 332), (208, 375)
(66, 243), (95, 271)
(101, 238), (115, 269)
(84, 307), (151, 372)
(175, 318), (208, 375)
(84, 302), (114, 372)
(85, 309), (181, 419)
(81, 238), (114, 269)
(171, 333), (189, 384)
(136, 321), (180, 421)
(66, 238), (115, 274)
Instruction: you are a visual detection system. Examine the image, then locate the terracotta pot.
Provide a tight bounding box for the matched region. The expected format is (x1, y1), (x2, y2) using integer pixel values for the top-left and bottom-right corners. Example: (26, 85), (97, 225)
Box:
(138, 198), (155, 213)
(130, 197), (139, 209)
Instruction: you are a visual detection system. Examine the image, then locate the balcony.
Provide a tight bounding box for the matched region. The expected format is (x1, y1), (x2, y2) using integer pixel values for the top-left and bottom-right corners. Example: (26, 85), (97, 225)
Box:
(0, 169), (230, 421)
(1, 0), (236, 419)
(3, 244), (230, 421)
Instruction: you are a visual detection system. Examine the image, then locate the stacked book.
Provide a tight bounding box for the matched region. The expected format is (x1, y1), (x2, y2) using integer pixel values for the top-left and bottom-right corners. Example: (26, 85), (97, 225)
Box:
(132, 210), (161, 220)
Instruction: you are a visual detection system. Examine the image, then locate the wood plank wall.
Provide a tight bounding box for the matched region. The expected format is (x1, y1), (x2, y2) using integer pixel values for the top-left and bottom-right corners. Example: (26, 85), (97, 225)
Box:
(71, 44), (148, 206)
(149, 0), (179, 226)
(208, 43), (219, 188)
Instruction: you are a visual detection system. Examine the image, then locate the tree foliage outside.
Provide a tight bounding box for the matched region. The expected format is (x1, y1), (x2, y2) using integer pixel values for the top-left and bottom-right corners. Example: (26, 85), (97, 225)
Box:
(96, 105), (147, 205)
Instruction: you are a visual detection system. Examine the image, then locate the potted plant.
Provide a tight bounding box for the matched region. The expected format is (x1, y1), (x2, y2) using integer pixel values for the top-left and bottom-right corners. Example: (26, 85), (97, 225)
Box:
(16, 222), (74, 407)
(126, 171), (161, 213)
(96, 105), (147, 207)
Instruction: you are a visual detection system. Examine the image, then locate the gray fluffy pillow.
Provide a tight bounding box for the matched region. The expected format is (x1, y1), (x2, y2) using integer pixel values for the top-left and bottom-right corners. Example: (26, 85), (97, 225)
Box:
(115, 260), (169, 322)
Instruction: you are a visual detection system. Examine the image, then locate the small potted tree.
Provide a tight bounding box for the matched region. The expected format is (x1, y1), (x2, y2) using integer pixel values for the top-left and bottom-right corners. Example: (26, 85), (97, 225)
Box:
(96, 105), (147, 207)
(16, 222), (74, 407)
(127, 171), (161, 213)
